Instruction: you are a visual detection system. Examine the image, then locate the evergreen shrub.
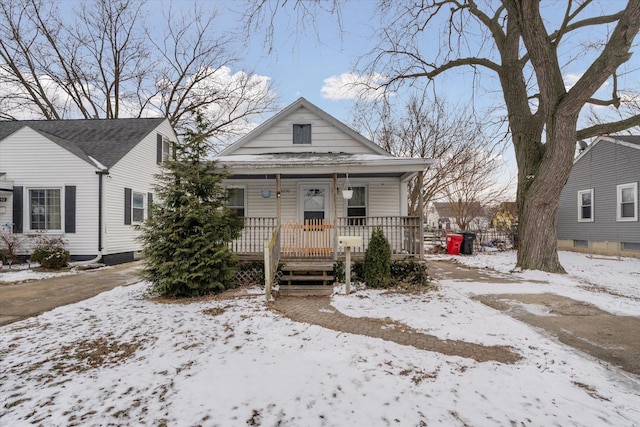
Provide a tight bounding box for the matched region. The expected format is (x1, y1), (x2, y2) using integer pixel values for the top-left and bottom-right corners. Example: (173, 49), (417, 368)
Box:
(363, 227), (391, 288)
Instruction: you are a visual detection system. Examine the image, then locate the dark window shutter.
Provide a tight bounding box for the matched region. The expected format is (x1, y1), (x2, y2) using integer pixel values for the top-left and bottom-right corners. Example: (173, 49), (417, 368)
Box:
(147, 192), (153, 219)
(124, 188), (132, 225)
(12, 186), (23, 233)
(157, 133), (163, 164)
(65, 185), (76, 233)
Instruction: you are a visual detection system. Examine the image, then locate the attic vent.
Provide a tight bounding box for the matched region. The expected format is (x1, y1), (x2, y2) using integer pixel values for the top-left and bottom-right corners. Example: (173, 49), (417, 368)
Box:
(293, 124), (311, 144)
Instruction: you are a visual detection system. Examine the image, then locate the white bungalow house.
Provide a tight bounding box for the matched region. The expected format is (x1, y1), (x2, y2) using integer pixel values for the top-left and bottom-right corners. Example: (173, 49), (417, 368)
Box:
(214, 98), (434, 262)
(0, 118), (177, 265)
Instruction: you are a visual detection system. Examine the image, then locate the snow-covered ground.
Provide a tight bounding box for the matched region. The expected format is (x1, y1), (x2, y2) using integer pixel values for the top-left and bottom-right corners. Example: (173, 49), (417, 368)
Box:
(1, 251), (639, 426)
(0, 267), (77, 284)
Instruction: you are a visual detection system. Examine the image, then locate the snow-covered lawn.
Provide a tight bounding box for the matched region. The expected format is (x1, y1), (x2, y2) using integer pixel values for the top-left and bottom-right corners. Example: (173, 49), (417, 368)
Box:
(1, 251), (639, 426)
(0, 260), (80, 284)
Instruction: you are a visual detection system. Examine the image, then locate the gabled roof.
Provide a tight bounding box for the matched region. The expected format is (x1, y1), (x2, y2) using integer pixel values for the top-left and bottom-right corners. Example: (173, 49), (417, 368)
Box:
(217, 97), (391, 157)
(575, 134), (640, 163)
(0, 117), (167, 169)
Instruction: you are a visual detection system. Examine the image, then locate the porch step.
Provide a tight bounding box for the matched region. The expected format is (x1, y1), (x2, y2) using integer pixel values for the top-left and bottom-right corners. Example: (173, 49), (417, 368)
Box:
(282, 275), (335, 282)
(278, 285), (334, 297)
(279, 261), (336, 288)
(281, 261), (334, 272)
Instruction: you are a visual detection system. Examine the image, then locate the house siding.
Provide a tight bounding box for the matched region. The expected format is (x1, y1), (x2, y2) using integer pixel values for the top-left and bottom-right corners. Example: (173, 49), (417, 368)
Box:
(0, 127), (99, 257)
(231, 106), (379, 155)
(103, 119), (175, 256)
(227, 176), (401, 220)
(557, 138), (640, 255)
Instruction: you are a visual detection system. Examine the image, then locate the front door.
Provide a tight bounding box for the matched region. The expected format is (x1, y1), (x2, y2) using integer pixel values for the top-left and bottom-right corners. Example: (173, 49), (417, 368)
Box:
(299, 184), (330, 222)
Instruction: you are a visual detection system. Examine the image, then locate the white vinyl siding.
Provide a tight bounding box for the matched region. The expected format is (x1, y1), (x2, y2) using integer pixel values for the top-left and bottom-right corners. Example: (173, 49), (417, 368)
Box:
(225, 177), (400, 221)
(0, 127), (98, 255)
(104, 119), (175, 255)
(617, 182), (638, 221)
(232, 107), (381, 155)
(577, 189), (594, 222)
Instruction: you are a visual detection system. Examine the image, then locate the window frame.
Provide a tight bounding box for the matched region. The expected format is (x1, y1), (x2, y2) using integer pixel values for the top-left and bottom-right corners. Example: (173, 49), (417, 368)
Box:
(577, 188), (594, 222)
(132, 191), (145, 223)
(28, 187), (62, 232)
(226, 185), (247, 218)
(617, 182), (638, 222)
(162, 137), (172, 162)
(345, 185), (367, 225)
(293, 124), (312, 145)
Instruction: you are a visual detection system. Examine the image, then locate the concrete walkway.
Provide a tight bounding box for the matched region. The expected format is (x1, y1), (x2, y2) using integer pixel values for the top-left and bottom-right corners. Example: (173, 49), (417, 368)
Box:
(272, 296), (521, 363)
(0, 261), (143, 326)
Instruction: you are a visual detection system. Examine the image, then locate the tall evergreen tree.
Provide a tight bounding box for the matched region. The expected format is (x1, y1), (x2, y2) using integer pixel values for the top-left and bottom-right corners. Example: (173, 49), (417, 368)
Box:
(139, 114), (243, 297)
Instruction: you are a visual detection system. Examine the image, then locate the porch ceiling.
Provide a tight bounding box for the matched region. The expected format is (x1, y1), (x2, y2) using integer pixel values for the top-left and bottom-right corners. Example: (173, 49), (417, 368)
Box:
(214, 152), (434, 181)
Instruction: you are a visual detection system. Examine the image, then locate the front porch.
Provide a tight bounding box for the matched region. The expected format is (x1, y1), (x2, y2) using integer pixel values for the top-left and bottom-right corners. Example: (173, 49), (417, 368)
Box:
(230, 215), (424, 261)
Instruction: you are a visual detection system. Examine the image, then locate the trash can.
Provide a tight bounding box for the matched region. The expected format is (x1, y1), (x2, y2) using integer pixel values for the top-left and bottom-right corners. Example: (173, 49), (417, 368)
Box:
(446, 234), (463, 255)
(460, 232), (476, 255)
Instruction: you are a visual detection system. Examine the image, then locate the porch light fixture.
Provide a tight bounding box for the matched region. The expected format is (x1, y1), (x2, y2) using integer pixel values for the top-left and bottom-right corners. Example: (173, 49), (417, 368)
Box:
(342, 173), (353, 200)
(261, 175), (272, 198)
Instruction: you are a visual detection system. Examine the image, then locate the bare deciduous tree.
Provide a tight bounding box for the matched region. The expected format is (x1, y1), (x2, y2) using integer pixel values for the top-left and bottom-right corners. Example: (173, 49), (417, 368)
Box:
(244, 0), (640, 272)
(351, 94), (511, 223)
(0, 0), (277, 149)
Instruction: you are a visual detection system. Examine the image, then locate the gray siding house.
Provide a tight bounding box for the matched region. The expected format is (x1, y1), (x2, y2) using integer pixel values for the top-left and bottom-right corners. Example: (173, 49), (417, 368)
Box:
(557, 135), (640, 258)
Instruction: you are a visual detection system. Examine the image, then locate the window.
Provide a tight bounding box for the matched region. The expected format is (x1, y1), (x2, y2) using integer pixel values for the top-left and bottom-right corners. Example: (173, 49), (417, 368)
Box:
(347, 186), (367, 225)
(577, 189), (594, 222)
(573, 240), (588, 248)
(617, 182), (638, 221)
(132, 192), (145, 222)
(162, 138), (171, 162)
(29, 189), (61, 230)
(293, 124), (311, 144)
(227, 187), (245, 217)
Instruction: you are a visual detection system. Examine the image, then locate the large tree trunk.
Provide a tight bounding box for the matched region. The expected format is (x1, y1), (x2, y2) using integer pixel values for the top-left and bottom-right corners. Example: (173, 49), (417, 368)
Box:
(515, 115), (578, 272)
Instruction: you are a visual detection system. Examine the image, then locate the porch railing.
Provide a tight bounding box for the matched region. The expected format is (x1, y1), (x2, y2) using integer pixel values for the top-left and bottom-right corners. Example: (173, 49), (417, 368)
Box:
(230, 217), (277, 255)
(336, 216), (422, 256)
(231, 216), (422, 258)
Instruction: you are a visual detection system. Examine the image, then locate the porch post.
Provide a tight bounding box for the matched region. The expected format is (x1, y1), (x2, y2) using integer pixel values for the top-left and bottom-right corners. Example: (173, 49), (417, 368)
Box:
(333, 173), (338, 261)
(419, 182), (425, 260)
(276, 173), (281, 227)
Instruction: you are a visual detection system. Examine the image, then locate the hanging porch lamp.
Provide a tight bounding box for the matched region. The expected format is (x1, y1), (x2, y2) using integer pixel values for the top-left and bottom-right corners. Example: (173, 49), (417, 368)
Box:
(342, 173), (353, 200)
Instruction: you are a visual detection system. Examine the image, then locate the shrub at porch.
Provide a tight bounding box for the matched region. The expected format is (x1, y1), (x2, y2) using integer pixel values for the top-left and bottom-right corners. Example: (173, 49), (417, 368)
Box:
(363, 227), (391, 288)
(30, 234), (70, 269)
(390, 258), (431, 290)
(139, 114), (244, 298)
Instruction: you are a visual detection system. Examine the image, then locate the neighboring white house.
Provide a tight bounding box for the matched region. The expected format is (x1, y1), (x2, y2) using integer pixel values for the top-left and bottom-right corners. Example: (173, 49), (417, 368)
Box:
(0, 118), (177, 265)
(214, 97), (435, 259)
(425, 201), (489, 231)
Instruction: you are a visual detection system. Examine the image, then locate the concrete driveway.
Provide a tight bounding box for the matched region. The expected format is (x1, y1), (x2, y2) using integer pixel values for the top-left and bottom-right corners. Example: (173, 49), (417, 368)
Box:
(0, 261), (143, 326)
(429, 259), (640, 376)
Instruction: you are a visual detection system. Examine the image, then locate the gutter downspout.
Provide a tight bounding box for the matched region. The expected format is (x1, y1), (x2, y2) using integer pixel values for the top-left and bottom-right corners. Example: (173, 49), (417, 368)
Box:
(69, 169), (108, 266)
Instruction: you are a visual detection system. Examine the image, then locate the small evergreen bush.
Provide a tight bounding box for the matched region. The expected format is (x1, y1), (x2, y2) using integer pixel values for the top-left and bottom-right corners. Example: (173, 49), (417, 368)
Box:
(390, 258), (431, 290)
(363, 227), (391, 288)
(30, 235), (70, 269)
